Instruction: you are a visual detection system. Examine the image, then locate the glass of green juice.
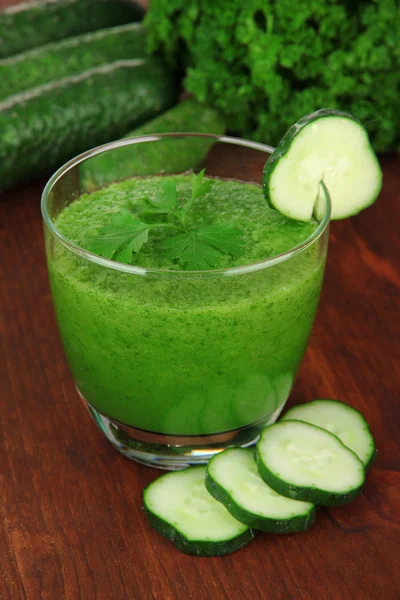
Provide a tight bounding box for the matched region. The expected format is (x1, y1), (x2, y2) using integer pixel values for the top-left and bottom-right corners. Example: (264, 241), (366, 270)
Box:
(41, 133), (331, 469)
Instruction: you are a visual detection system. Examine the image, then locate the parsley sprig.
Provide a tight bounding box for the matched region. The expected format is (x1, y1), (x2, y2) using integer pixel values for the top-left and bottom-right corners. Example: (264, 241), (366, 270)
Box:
(88, 170), (243, 270)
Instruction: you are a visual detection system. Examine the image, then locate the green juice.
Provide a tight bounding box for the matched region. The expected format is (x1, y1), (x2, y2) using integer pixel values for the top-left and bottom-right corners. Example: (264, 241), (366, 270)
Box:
(48, 175), (324, 435)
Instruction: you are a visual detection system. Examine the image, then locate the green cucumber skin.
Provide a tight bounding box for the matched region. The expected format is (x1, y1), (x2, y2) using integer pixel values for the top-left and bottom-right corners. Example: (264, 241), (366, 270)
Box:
(262, 108), (382, 221)
(0, 60), (178, 191)
(283, 399), (377, 472)
(204, 470), (316, 534)
(0, 23), (147, 101)
(143, 506), (255, 557)
(255, 422), (365, 507)
(80, 99), (226, 191)
(363, 447), (377, 472)
(0, 0), (144, 59)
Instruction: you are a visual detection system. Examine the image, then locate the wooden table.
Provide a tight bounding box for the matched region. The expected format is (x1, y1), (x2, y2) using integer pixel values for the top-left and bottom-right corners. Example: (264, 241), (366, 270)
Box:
(1, 3), (400, 599)
(2, 149), (400, 600)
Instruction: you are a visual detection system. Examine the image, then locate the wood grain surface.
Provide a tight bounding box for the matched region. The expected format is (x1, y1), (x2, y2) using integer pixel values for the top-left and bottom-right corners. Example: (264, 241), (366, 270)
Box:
(2, 152), (400, 600)
(1, 2), (400, 599)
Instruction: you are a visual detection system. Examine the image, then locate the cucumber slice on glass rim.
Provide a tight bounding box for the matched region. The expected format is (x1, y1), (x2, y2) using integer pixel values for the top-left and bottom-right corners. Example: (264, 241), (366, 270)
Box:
(206, 448), (315, 533)
(143, 466), (254, 556)
(255, 420), (365, 506)
(263, 109), (382, 222)
(281, 399), (376, 470)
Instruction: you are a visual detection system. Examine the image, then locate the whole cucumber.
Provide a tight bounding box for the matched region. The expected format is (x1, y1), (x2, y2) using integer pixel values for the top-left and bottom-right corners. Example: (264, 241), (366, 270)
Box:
(0, 0), (144, 59)
(0, 23), (147, 101)
(80, 99), (226, 191)
(0, 59), (178, 191)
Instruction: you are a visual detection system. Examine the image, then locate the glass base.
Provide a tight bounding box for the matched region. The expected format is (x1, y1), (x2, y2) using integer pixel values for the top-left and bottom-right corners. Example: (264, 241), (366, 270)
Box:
(83, 398), (285, 470)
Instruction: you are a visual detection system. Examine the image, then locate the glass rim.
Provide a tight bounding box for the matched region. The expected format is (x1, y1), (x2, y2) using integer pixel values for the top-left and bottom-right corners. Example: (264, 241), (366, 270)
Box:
(41, 132), (331, 278)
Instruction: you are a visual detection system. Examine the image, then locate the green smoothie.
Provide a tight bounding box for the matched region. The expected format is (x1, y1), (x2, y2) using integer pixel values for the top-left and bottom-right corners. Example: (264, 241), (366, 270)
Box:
(47, 175), (324, 435)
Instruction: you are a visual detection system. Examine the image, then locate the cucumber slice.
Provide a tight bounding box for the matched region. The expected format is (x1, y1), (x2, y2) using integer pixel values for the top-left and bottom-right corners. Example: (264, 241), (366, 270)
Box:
(256, 421), (365, 506)
(233, 373), (278, 427)
(281, 400), (376, 470)
(263, 109), (382, 221)
(206, 448), (315, 533)
(143, 466), (254, 556)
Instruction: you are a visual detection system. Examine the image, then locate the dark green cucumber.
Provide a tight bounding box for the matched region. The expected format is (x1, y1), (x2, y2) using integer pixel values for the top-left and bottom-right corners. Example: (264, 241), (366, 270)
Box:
(281, 400), (376, 470)
(256, 420), (365, 507)
(0, 23), (147, 101)
(263, 108), (382, 221)
(206, 448), (316, 533)
(80, 99), (225, 192)
(0, 59), (178, 191)
(143, 467), (254, 557)
(0, 0), (144, 59)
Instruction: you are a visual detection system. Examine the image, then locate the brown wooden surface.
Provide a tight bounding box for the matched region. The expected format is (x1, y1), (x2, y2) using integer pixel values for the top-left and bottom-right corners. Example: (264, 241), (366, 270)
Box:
(1, 2), (400, 599)
(2, 156), (400, 600)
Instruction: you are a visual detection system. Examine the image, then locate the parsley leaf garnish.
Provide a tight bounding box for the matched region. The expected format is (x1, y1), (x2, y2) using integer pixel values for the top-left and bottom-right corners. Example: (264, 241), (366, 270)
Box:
(87, 212), (151, 263)
(88, 170), (244, 270)
(162, 231), (222, 270)
(197, 223), (243, 258)
(161, 223), (243, 270)
(181, 169), (213, 220)
(143, 179), (178, 213)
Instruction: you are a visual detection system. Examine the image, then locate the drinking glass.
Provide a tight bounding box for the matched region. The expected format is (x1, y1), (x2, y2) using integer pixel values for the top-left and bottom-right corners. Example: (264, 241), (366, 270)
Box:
(42, 134), (331, 469)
